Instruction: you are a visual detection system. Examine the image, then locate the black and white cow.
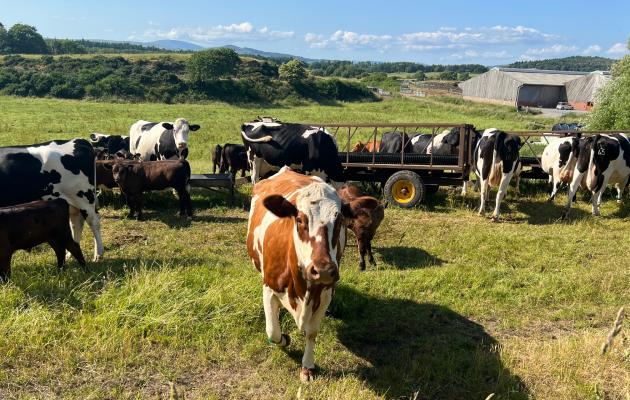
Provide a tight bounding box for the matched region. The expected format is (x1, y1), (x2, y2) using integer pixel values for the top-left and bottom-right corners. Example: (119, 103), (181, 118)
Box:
(241, 121), (342, 183)
(540, 134), (581, 201)
(563, 133), (630, 217)
(410, 133), (432, 154)
(426, 127), (462, 155)
(473, 129), (522, 221)
(0, 139), (104, 261)
(89, 133), (130, 158)
(129, 118), (200, 161)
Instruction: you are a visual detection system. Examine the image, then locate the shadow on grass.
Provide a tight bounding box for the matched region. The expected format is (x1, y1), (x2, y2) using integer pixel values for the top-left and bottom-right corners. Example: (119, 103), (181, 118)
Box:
(515, 198), (591, 225)
(378, 246), (443, 269)
(331, 285), (529, 399)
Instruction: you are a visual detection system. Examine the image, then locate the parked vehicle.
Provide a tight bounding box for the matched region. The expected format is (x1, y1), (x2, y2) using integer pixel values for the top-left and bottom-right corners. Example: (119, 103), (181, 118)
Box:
(556, 102), (574, 110)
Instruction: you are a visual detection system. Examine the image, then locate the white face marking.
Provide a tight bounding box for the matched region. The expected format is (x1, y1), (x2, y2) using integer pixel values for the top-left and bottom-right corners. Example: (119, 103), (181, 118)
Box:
(172, 118), (190, 148)
(292, 182), (341, 268)
(302, 128), (320, 139)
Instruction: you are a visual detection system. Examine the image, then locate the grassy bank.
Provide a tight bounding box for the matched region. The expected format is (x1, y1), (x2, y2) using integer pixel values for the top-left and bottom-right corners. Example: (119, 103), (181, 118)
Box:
(0, 95), (626, 399)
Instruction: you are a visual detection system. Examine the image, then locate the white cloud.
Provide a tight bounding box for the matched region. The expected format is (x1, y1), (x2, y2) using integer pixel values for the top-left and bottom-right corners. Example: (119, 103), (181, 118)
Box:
(449, 50), (512, 60)
(582, 45), (602, 55)
(607, 42), (628, 54)
(304, 30), (393, 50)
(519, 44), (578, 60)
(305, 25), (557, 53)
(139, 22), (294, 43)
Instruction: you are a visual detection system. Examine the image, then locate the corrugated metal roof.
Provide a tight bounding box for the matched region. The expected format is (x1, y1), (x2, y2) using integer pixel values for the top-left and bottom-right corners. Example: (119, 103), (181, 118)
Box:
(493, 68), (585, 86)
(566, 72), (612, 102)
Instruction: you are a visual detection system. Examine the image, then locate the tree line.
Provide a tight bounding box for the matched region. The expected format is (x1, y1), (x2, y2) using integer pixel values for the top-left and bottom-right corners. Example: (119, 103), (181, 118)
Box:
(309, 60), (488, 78)
(504, 56), (615, 72)
(0, 49), (377, 104)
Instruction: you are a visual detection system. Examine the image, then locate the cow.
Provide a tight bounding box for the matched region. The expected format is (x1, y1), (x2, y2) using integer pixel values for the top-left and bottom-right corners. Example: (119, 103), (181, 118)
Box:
(247, 167), (372, 381)
(351, 140), (381, 153)
(337, 184), (384, 271)
(473, 129), (522, 221)
(0, 139), (104, 261)
(410, 133), (432, 154)
(89, 133), (130, 158)
(379, 131), (412, 154)
(540, 135), (582, 201)
(563, 133), (630, 218)
(220, 144), (249, 178)
(241, 121), (343, 184)
(0, 199), (86, 280)
(96, 159), (118, 191)
(129, 118), (200, 161)
(110, 160), (193, 220)
(212, 144), (223, 174)
(426, 127), (462, 155)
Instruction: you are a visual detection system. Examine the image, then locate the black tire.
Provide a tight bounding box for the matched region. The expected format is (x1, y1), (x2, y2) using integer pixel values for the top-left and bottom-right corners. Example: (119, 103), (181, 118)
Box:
(425, 185), (439, 196)
(383, 170), (425, 208)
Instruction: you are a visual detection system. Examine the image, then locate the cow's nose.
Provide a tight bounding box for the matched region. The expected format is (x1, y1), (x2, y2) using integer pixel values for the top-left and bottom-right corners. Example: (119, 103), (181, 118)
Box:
(306, 262), (339, 284)
(177, 143), (187, 149)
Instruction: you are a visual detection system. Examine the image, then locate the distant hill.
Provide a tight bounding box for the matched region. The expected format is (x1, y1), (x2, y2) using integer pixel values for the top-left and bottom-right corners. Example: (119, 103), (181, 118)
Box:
(145, 40), (204, 51)
(503, 56), (615, 72)
(222, 45), (316, 62)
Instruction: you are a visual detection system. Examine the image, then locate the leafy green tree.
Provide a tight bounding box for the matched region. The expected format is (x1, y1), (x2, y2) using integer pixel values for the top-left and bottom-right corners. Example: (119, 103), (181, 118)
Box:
(413, 71), (425, 81)
(7, 24), (49, 54)
(457, 72), (470, 81)
(0, 22), (9, 54)
(186, 48), (240, 84)
(279, 59), (307, 84)
(439, 71), (457, 81)
(589, 41), (630, 129)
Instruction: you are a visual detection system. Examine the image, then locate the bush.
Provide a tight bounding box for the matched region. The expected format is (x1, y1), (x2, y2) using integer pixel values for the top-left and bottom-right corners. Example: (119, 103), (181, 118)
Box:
(589, 45), (630, 130)
(279, 59), (307, 84)
(50, 81), (85, 99)
(186, 48), (240, 84)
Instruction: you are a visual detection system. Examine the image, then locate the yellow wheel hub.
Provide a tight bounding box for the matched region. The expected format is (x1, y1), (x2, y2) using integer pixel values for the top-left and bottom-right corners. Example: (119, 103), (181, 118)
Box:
(392, 180), (416, 203)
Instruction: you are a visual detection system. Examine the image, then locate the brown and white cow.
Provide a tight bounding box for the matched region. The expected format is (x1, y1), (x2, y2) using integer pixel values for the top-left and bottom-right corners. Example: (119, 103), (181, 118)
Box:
(247, 167), (359, 382)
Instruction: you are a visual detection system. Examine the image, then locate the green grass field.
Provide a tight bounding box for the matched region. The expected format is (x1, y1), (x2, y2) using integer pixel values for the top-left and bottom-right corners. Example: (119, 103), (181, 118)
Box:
(0, 95), (628, 399)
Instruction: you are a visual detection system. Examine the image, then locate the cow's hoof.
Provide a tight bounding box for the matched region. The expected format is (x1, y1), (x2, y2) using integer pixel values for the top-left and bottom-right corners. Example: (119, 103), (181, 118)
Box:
(300, 367), (315, 383)
(92, 255), (101, 262)
(617, 199), (623, 204)
(279, 333), (290, 347)
(491, 216), (500, 223)
(359, 262), (366, 271)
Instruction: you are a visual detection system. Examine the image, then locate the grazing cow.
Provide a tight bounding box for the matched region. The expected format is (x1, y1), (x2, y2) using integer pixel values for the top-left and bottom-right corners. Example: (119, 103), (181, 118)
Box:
(241, 121), (343, 183)
(96, 160), (118, 190)
(247, 167), (366, 381)
(563, 134), (630, 217)
(540, 135), (581, 201)
(220, 143), (249, 178)
(473, 129), (522, 221)
(0, 139), (103, 261)
(212, 144), (223, 174)
(0, 199), (86, 280)
(111, 160), (193, 220)
(351, 140), (381, 153)
(89, 133), (130, 158)
(129, 118), (200, 161)
(337, 184), (384, 271)
(379, 131), (412, 154)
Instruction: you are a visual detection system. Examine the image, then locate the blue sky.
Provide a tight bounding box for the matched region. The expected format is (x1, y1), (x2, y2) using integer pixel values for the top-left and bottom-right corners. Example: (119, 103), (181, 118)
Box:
(1, 0), (628, 64)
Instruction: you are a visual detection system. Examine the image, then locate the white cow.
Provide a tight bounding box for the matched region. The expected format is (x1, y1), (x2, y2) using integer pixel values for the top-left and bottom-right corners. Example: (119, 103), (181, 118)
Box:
(129, 118), (200, 161)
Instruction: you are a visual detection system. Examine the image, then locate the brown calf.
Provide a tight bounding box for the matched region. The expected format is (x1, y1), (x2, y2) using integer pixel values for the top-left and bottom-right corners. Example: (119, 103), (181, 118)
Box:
(337, 183), (385, 270)
(0, 199), (86, 280)
(111, 160), (192, 220)
(351, 140), (381, 153)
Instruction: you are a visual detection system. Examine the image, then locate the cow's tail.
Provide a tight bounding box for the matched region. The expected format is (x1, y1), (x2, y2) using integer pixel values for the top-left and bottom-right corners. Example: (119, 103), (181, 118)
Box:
(241, 130), (273, 143)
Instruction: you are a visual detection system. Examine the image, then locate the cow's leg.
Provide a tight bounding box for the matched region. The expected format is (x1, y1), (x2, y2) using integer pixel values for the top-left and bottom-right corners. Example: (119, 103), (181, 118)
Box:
(85, 210), (104, 262)
(367, 240), (376, 267)
(513, 172), (521, 196)
(49, 239), (67, 270)
(300, 288), (333, 382)
(461, 180), (469, 196)
(134, 193), (144, 221)
(357, 239), (367, 271)
(562, 171), (584, 219)
(263, 285), (289, 347)
(177, 188), (193, 218)
(549, 178), (561, 202)
(492, 173), (512, 221)
(478, 179), (489, 215)
(0, 251), (12, 282)
(65, 236), (87, 272)
(67, 206), (85, 260)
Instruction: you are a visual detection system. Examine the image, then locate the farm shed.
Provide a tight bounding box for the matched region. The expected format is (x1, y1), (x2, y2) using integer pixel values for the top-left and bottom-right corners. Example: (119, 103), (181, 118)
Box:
(459, 68), (610, 109)
(565, 71), (611, 110)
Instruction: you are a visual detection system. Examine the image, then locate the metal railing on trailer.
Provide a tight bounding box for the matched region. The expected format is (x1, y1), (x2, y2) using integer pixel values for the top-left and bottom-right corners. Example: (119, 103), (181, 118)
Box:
(303, 123), (476, 207)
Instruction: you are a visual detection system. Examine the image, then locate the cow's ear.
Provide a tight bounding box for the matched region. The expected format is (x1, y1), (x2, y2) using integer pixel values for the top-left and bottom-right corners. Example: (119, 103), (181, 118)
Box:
(263, 195), (298, 218)
(189, 124), (200, 131)
(352, 196), (380, 212)
(162, 122), (174, 130)
(89, 133), (98, 142)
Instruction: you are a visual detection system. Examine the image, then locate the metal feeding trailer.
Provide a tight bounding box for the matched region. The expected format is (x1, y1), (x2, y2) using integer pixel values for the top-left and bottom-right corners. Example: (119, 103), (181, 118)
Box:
(304, 123), (627, 208)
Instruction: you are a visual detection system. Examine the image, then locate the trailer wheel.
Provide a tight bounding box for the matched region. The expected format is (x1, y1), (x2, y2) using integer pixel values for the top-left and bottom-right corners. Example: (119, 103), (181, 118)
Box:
(384, 171), (425, 208)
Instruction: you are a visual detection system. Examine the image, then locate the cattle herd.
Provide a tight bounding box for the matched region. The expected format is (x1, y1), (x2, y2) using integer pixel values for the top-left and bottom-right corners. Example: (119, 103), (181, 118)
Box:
(0, 116), (629, 381)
